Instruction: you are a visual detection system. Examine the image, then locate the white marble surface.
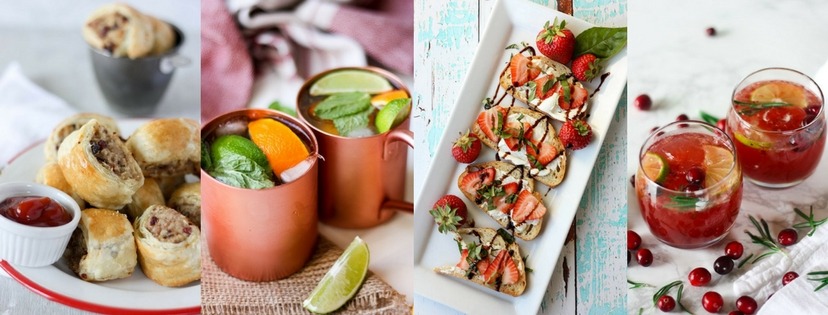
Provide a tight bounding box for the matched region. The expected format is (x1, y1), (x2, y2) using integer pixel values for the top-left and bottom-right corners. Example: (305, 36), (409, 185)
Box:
(627, 0), (828, 313)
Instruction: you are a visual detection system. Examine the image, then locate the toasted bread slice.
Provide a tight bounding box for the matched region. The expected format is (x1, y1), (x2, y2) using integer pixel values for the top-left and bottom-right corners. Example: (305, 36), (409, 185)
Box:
(457, 161), (544, 240)
(434, 228), (526, 296)
(499, 54), (588, 122)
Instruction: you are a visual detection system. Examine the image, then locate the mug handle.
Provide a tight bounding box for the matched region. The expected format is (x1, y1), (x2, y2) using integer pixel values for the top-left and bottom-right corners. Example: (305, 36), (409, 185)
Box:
(382, 129), (414, 213)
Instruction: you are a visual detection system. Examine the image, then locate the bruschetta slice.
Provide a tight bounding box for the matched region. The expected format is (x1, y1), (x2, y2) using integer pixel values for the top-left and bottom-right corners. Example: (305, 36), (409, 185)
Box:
(434, 228), (526, 296)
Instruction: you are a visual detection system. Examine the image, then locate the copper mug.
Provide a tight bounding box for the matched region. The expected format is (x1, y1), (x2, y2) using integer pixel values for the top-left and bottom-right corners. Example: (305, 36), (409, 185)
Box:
(297, 67), (414, 229)
(201, 109), (319, 281)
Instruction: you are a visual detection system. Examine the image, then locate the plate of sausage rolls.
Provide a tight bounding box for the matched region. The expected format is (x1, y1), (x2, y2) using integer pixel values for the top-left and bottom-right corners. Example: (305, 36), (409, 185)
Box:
(0, 115), (201, 314)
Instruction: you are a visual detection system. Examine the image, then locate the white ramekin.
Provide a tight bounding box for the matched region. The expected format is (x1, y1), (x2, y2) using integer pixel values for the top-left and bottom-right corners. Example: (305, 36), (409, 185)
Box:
(0, 182), (81, 267)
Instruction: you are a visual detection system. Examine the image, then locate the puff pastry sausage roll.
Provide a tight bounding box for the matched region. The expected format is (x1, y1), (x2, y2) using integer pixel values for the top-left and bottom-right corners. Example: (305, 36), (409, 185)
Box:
(167, 182), (200, 227)
(36, 161), (86, 209)
(134, 205), (201, 287)
(126, 118), (200, 178)
(57, 119), (144, 209)
(45, 113), (120, 162)
(82, 3), (154, 59)
(123, 178), (165, 221)
(63, 209), (137, 282)
(156, 175), (186, 199)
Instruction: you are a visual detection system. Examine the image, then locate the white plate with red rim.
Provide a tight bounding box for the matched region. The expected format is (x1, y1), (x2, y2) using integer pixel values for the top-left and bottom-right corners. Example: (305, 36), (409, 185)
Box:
(412, 0), (627, 314)
(0, 118), (200, 315)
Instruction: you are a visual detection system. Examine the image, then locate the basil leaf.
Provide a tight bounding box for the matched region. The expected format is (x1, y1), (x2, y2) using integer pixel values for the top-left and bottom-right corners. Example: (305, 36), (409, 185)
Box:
(574, 27), (627, 59)
(209, 153), (275, 189)
(542, 79), (556, 95)
(333, 107), (374, 136)
(313, 92), (371, 120)
(525, 81), (537, 103)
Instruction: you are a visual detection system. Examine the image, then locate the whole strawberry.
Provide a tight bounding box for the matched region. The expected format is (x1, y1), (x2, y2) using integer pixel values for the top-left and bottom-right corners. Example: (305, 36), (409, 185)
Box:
(452, 130), (481, 163)
(429, 194), (470, 233)
(571, 54), (602, 82)
(559, 119), (593, 150)
(536, 18), (576, 64)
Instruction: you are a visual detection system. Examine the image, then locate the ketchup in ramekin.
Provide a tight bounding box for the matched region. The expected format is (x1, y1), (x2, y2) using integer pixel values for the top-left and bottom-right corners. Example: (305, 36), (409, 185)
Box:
(0, 196), (72, 227)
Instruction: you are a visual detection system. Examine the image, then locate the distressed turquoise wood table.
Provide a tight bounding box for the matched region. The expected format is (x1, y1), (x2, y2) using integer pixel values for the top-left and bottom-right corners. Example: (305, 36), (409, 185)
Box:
(412, 0), (627, 313)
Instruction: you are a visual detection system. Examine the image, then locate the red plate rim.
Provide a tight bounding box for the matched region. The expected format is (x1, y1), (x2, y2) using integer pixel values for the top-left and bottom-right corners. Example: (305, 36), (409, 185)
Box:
(0, 261), (200, 315)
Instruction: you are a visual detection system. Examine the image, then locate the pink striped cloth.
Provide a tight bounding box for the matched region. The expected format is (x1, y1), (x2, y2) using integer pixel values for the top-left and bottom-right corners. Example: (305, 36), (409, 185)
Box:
(201, 0), (254, 122)
(329, 0), (413, 75)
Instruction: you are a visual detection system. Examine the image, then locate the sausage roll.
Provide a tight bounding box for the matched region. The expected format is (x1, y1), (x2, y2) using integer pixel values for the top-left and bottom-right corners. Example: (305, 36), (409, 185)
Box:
(126, 118), (200, 178)
(63, 209), (137, 282)
(155, 175), (186, 200)
(44, 113), (120, 162)
(167, 182), (200, 227)
(57, 119), (144, 209)
(123, 178), (165, 221)
(36, 161), (86, 209)
(82, 3), (154, 59)
(134, 205), (201, 287)
(147, 16), (176, 55)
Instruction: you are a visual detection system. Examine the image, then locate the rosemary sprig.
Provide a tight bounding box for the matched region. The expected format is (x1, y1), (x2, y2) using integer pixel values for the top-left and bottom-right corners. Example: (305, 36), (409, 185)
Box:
(807, 271), (828, 291)
(667, 195), (700, 209)
(628, 279), (654, 289)
(700, 111), (721, 125)
(675, 283), (692, 315)
(745, 215), (787, 263)
(652, 280), (683, 305)
(737, 253), (754, 269)
(733, 100), (791, 116)
(793, 206), (827, 237)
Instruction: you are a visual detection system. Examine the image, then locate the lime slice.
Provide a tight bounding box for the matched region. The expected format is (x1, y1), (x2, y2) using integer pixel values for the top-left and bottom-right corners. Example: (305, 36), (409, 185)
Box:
(750, 81), (807, 108)
(703, 145), (734, 188)
(211, 135), (271, 172)
(303, 236), (370, 314)
(641, 152), (669, 183)
(375, 98), (411, 133)
(310, 70), (393, 96)
(733, 132), (772, 150)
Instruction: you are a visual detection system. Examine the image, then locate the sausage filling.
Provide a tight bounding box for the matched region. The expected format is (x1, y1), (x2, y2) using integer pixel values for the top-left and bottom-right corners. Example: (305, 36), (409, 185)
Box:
(170, 196), (200, 227)
(141, 160), (195, 177)
(90, 125), (134, 180)
(87, 13), (129, 53)
(64, 228), (88, 279)
(144, 206), (193, 244)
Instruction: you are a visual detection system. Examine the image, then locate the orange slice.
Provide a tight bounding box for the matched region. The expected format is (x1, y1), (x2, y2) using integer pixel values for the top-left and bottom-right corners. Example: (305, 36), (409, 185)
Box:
(248, 118), (310, 175)
(750, 81), (807, 108)
(370, 90), (408, 109)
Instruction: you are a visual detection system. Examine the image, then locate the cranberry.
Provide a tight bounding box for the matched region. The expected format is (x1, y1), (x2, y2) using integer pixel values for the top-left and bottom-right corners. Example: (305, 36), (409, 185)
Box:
(706, 27), (717, 36)
(777, 228), (798, 246)
(702, 291), (724, 313)
(676, 114), (689, 121)
(714, 256), (734, 275)
(628, 230), (642, 251)
(725, 241), (744, 260)
(689, 267), (712, 286)
(635, 94), (652, 111)
(717, 118), (727, 131)
(627, 250), (631, 264)
(736, 296), (758, 314)
(650, 126), (659, 133)
(685, 167), (705, 185)
(729, 312), (745, 315)
(782, 271), (799, 286)
(657, 295), (676, 312)
(804, 114), (817, 126)
(805, 105), (821, 116)
(636, 248), (653, 267)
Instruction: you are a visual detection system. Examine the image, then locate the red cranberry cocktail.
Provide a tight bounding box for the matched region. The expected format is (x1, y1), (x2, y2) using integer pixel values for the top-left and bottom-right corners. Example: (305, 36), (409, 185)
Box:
(635, 121), (743, 249)
(726, 68), (825, 188)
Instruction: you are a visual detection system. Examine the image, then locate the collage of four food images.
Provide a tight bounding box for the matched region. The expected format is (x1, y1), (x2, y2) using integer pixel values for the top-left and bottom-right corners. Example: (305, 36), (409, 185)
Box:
(0, 0), (827, 314)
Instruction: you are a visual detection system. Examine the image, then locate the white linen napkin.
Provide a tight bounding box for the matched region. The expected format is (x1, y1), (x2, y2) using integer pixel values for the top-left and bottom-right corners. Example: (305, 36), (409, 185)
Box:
(0, 62), (76, 166)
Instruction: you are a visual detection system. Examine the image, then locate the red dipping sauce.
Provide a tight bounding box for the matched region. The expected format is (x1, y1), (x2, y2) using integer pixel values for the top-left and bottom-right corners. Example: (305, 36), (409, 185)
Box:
(0, 196), (72, 227)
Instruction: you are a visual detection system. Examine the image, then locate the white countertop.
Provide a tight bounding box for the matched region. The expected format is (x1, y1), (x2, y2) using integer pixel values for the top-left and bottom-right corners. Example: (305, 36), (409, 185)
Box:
(627, 0), (828, 313)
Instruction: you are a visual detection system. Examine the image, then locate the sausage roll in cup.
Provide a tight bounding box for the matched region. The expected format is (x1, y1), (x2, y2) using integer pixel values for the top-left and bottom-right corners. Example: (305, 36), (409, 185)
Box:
(63, 209), (137, 281)
(134, 205), (201, 287)
(44, 113), (120, 162)
(57, 119), (144, 209)
(126, 118), (200, 178)
(167, 182), (200, 227)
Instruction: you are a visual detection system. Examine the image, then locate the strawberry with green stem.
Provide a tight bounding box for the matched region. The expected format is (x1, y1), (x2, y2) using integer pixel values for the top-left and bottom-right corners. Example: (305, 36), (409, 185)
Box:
(536, 18), (575, 64)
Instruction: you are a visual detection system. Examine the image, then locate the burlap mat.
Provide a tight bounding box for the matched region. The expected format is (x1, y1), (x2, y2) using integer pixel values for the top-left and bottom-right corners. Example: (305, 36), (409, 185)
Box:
(201, 237), (410, 314)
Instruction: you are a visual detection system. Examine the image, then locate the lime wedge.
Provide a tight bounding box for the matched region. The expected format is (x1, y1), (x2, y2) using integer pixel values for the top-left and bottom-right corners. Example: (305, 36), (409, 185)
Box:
(750, 81), (807, 108)
(310, 70), (393, 96)
(703, 145), (734, 188)
(641, 152), (669, 183)
(733, 132), (772, 150)
(375, 98), (411, 133)
(303, 236), (370, 314)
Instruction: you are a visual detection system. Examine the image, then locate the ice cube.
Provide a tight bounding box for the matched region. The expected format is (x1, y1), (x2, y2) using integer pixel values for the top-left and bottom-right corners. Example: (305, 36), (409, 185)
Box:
(346, 127), (376, 138)
(214, 117), (249, 137)
(280, 155), (320, 183)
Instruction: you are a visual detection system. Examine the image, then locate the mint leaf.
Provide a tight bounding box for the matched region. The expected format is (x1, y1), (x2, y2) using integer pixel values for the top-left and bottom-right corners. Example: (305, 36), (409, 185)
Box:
(268, 100), (296, 117)
(201, 140), (212, 171)
(209, 153), (275, 189)
(574, 27), (627, 59)
(333, 107), (374, 136)
(313, 92), (371, 120)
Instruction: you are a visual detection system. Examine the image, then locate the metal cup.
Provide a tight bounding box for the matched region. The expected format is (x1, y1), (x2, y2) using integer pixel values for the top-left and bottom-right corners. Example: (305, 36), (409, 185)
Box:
(297, 67), (414, 229)
(201, 109), (319, 281)
(89, 23), (190, 116)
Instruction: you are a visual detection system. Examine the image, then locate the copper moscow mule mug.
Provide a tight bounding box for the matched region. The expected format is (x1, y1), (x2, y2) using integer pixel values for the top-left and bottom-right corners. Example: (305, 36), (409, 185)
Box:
(201, 109), (319, 281)
(297, 67), (414, 229)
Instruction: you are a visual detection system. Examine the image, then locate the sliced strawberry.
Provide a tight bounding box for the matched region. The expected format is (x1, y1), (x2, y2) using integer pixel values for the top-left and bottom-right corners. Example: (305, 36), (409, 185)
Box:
(476, 106), (508, 143)
(459, 167), (496, 197)
(483, 250), (507, 283)
(503, 121), (532, 151)
(501, 257), (520, 285)
(456, 249), (470, 270)
(526, 135), (559, 167)
(558, 81), (589, 110)
(509, 54), (531, 87)
(492, 182), (519, 214)
(534, 76), (558, 100)
(511, 190), (539, 224)
(476, 258), (490, 273)
(526, 198), (548, 220)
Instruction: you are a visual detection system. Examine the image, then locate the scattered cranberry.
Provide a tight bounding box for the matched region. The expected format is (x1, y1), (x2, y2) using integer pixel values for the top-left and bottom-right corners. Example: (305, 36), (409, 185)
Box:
(650, 126), (659, 133)
(656, 131), (666, 137)
(782, 271), (799, 286)
(714, 256), (734, 275)
(685, 167), (705, 185)
(635, 94), (652, 111)
(777, 228), (798, 246)
(657, 295), (676, 312)
(729, 312), (745, 315)
(736, 296), (757, 314)
(706, 27), (717, 36)
(676, 114), (689, 121)
(805, 105), (821, 116)
(689, 267), (712, 286)
(725, 241), (744, 260)
(636, 248), (653, 267)
(628, 230), (642, 251)
(717, 118), (727, 131)
(702, 291), (724, 313)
